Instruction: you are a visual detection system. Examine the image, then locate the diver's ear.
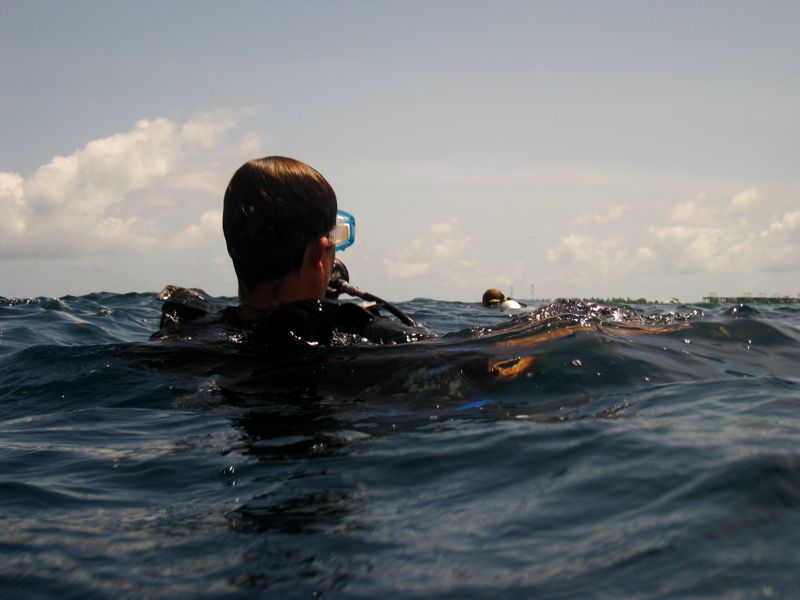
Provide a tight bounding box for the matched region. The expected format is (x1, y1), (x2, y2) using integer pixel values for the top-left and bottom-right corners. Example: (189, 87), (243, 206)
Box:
(305, 237), (329, 272)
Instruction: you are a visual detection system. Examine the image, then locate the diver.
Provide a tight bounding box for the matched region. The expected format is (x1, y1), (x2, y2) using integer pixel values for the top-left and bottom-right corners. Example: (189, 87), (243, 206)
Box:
(153, 156), (433, 345)
(481, 288), (526, 310)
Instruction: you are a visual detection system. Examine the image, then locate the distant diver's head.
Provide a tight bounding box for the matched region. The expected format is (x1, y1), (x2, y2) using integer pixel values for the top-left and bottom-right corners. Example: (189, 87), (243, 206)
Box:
(223, 156), (337, 297)
(482, 288), (506, 307)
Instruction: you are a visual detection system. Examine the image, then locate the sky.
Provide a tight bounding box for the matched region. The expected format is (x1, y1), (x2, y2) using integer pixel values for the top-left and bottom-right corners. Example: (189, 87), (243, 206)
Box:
(1, 0), (798, 302)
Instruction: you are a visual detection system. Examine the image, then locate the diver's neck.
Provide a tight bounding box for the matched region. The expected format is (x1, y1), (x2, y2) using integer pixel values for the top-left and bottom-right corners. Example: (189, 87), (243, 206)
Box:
(239, 272), (324, 313)
(237, 240), (333, 312)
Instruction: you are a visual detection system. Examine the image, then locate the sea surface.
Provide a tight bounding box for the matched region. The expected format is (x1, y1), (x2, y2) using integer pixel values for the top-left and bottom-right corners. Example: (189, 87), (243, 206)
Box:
(1, 292), (800, 599)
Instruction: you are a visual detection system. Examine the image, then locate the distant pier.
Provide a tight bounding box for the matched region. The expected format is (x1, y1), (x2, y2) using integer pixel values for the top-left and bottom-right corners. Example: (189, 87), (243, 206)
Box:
(702, 293), (800, 305)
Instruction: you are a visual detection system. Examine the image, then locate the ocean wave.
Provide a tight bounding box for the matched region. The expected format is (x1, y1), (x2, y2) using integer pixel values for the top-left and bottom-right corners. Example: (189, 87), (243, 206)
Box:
(2, 293), (800, 597)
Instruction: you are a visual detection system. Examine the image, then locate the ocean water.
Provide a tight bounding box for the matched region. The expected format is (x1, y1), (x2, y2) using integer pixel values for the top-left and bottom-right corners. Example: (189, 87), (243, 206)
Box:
(1, 292), (800, 599)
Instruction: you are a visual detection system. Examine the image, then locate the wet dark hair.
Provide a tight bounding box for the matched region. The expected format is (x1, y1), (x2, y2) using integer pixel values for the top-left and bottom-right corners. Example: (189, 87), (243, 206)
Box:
(222, 157), (337, 293)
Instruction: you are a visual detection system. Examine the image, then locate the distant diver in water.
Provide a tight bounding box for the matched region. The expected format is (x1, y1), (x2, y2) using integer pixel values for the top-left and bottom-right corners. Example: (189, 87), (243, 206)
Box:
(153, 156), (433, 345)
(481, 288), (526, 310)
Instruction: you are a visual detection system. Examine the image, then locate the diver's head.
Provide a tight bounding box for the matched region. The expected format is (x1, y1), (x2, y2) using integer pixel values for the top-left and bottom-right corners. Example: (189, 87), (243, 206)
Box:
(482, 288), (506, 307)
(223, 156), (338, 306)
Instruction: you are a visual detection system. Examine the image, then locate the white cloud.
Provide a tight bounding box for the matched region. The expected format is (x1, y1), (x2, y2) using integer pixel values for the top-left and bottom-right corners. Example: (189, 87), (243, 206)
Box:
(172, 210), (223, 248)
(170, 171), (223, 195)
(642, 224), (733, 273)
(0, 172), (23, 200)
(547, 234), (627, 279)
(638, 191), (797, 275)
(180, 110), (241, 149)
(668, 195), (718, 224)
(0, 111), (251, 260)
(0, 172), (25, 238)
(730, 188), (762, 211)
(384, 219), (470, 280)
(374, 219), (518, 300)
(235, 133), (266, 156)
(574, 204), (628, 226)
(547, 188), (800, 286)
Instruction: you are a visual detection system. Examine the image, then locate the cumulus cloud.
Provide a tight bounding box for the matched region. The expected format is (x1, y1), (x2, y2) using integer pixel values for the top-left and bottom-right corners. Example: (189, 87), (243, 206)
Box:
(0, 172), (25, 239)
(730, 188), (762, 211)
(634, 188), (798, 274)
(172, 210), (223, 248)
(574, 204), (629, 226)
(636, 224), (734, 273)
(669, 200), (711, 224)
(0, 110), (250, 260)
(548, 187), (800, 282)
(547, 234), (627, 278)
(384, 219), (471, 280)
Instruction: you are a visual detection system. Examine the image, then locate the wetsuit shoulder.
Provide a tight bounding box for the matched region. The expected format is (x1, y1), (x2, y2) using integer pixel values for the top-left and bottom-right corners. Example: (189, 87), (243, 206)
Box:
(151, 286), (433, 345)
(251, 299), (433, 345)
(361, 313), (435, 344)
(156, 285), (214, 330)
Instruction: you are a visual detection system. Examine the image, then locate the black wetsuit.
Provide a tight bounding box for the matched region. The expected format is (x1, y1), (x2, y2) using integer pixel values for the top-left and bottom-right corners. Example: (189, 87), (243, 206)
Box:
(151, 286), (434, 346)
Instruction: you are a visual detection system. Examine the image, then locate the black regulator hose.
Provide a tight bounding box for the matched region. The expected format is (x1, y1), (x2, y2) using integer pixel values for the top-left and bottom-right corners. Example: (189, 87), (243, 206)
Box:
(326, 259), (417, 327)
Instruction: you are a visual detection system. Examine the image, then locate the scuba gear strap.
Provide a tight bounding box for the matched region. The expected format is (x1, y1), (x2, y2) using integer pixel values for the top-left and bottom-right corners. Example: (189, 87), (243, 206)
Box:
(326, 258), (418, 327)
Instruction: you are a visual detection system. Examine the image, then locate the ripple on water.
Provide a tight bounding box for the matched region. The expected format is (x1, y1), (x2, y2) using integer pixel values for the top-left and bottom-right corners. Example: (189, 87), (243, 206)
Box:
(1, 295), (800, 597)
